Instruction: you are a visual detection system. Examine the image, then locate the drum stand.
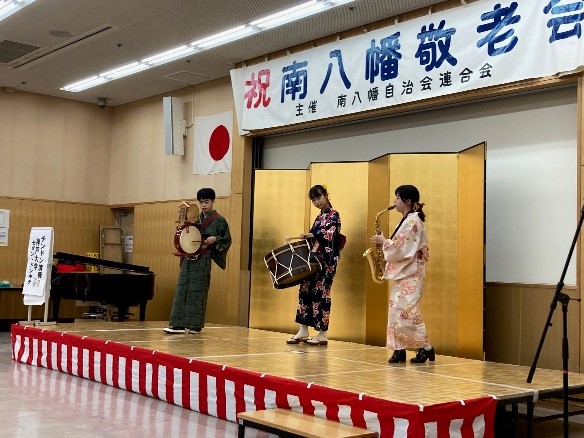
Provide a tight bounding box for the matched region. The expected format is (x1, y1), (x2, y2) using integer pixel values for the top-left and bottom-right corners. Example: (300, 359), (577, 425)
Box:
(527, 203), (584, 438)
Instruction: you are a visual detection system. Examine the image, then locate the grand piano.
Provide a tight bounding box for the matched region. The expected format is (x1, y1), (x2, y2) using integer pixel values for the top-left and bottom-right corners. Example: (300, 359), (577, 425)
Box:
(51, 252), (155, 322)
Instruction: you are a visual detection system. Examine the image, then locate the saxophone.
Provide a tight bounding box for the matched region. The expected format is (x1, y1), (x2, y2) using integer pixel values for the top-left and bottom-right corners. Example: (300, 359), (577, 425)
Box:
(363, 206), (396, 284)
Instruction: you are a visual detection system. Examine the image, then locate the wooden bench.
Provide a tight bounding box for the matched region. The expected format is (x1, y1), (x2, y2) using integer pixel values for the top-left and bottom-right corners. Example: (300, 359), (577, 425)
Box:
(237, 408), (378, 438)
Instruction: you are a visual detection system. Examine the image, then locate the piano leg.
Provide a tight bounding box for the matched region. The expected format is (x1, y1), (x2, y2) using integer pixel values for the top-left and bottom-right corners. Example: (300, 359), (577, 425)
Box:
(51, 296), (61, 321)
(117, 306), (128, 322)
(139, 301), (147, 321)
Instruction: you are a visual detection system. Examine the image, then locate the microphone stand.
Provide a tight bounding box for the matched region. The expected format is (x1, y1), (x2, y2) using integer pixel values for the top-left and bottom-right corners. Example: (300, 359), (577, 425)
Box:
(527, 203), (584, 438)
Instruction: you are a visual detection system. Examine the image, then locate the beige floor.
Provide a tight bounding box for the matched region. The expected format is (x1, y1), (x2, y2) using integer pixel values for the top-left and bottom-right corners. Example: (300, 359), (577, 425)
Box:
(5, 323), (584, 437)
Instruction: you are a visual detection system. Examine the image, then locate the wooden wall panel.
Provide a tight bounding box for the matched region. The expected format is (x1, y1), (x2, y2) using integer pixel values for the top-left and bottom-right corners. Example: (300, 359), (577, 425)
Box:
(0, 198), (114, 320)
(0, 198), (25, 320)
(134, 201), (183, 322)
(17, 200), (55, 286)
(54, 203), (115, 255)
(230, 109), (251, 195)
(0, 91), (111, 204)
(485, 284), (522, 364)
(520, 286), (580, 371)
(0, 198), (22, 285)
(236, 136), (253, 327)
(226, 192), (244, 325)
(486, 283), (579, 372)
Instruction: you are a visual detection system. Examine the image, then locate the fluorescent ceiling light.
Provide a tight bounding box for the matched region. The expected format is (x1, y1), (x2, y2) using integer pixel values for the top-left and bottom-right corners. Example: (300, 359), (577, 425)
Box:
(142, 45), (198, 65)
(102, 62), (149, 79)
(0, 2), (16, 14)
(250, 1), (325, 29)
(0, 0), (36, 21)
(61, 76), (108, 92)
(61, 0), (356, 93)
(192, 25), (254, 49)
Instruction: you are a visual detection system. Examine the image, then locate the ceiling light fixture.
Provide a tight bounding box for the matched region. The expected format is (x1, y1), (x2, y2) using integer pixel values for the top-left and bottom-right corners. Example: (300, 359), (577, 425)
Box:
(192, 25), (254, 49)
(101, 62), (150, 80)
(0, 0), (37, 21)
(142, 45), (198, 65)
(250, 1), (325, 29)
(60, 0), (355, 93)
(61, 76), (108, 93)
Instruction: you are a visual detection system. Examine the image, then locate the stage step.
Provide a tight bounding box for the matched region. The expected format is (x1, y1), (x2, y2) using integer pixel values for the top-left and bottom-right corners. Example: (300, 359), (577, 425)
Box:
(237, 408), (378, 438)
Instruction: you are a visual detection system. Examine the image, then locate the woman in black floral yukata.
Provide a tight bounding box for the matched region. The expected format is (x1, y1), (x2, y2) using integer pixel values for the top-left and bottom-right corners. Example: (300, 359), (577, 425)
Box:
(286, 184), (342, 346)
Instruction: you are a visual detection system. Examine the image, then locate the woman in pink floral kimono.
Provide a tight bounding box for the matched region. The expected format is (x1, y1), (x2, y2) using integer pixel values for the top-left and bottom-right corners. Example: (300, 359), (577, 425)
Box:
(371, 185), (433, 364)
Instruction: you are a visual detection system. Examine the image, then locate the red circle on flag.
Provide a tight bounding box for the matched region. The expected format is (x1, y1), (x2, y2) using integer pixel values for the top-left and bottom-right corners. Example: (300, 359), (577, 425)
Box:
(209, 125), (230, 161)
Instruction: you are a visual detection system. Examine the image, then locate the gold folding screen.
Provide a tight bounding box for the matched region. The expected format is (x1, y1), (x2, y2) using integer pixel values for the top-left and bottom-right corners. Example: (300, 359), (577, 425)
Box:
(250, 164), (370, 341)
(249, 170), (308, 331)
(309, 162), (369, 342)
(365, 155), (392, 347)
(249, 147), (484, 358)
(457, 144), (486, 359)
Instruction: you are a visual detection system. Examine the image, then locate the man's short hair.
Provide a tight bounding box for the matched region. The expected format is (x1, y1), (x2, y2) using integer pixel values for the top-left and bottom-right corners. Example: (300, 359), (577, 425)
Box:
(197, 187), (216, 201)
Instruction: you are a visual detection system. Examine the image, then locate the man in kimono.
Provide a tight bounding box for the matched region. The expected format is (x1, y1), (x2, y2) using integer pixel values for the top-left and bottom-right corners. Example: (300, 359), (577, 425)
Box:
(164, 187), (231, 334)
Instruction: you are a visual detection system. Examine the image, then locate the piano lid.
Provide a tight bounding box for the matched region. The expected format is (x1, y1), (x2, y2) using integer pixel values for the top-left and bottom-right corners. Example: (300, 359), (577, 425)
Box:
(54, 252), (152, 274)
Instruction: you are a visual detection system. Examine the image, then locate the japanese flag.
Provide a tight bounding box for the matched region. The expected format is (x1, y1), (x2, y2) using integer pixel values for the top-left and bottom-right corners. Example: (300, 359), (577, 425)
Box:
(193, 111), (233, 175)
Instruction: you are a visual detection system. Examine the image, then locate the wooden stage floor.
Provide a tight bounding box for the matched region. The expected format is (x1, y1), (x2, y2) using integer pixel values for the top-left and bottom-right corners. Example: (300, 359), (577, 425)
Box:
(11, 320), (584, 436)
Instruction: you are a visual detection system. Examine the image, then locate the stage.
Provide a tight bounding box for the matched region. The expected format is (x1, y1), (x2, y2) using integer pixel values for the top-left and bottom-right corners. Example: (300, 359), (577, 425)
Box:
(10, 321), (584, 437)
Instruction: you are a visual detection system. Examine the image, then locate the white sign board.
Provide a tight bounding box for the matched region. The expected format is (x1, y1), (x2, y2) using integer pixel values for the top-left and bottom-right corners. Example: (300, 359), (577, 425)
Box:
(22, 227), (54, 306)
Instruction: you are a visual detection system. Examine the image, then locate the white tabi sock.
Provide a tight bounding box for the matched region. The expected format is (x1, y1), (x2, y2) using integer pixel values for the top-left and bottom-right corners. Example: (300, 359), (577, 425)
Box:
(295, 324), (309, 338)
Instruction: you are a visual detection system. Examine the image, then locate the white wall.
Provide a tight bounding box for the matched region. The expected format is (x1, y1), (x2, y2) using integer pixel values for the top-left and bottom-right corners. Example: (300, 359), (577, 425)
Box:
(262, 87), (578, 285)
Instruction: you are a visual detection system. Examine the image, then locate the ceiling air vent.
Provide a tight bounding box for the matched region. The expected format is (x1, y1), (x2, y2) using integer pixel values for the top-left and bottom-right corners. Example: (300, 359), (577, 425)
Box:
(0, 40), (41, 63)
(11, 25), (114, 69)
(164, 71), (212, 85)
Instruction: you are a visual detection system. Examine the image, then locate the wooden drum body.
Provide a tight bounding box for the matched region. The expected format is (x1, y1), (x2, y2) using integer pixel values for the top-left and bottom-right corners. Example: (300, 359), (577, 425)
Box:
(174, 224), (202, 255)
(264, 240), (321, 289)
